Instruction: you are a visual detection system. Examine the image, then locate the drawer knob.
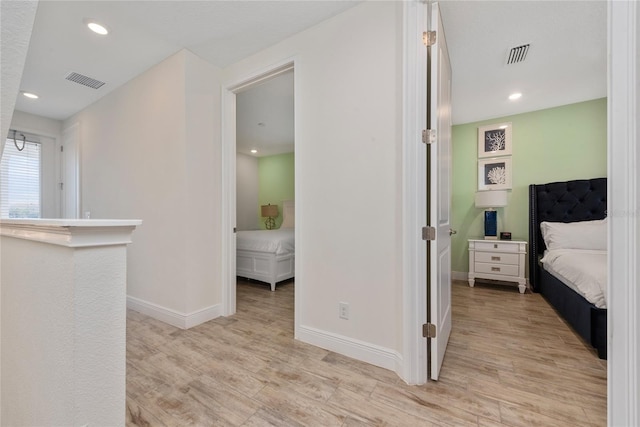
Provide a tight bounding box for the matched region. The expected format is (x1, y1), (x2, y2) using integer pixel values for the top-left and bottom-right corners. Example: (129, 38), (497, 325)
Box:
(491, 256), (501, 261)
(494, 244), (498, 249)
(491, 267), (501, 272)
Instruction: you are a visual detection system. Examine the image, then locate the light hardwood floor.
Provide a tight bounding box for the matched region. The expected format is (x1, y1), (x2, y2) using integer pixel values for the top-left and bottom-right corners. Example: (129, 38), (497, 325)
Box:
(126, 279), (607, 426)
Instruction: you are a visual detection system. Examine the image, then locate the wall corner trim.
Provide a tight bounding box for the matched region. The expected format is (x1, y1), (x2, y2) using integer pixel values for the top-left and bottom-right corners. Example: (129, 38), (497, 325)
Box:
(126, 296), (221, 329)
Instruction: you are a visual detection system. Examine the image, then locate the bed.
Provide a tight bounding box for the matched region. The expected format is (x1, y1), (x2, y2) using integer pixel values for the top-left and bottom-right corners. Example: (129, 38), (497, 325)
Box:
(529, 178), (607, 359)
(236, 200), (294, 291)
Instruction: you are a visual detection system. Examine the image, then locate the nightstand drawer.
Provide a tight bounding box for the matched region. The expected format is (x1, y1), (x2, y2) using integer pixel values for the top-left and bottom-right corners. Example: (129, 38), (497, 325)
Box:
(474, 242), (519, 252)
(475, 262), (519, 277)
(475, 252), (519, 265)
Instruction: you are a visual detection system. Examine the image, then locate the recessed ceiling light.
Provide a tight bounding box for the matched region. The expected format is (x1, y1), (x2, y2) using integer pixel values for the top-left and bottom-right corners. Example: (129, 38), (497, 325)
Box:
(22, 92), (39, 99)
(85, 19), (109, 35)
(509, 92), (522, 100)
(250, 149), (258, 154)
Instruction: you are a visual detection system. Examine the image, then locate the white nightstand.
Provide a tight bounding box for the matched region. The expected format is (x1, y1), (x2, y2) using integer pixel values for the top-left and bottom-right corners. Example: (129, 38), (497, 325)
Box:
(468, 239), (527, 293)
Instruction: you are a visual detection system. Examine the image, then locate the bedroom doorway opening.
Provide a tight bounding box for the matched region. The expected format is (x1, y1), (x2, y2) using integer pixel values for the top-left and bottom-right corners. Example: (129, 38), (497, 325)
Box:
(221, 62), (296, 326)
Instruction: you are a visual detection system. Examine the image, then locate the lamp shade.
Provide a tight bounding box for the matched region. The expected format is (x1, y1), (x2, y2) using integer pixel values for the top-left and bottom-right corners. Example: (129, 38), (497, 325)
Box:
(261, 204), (278, 217)
(475, 190), (508, 208)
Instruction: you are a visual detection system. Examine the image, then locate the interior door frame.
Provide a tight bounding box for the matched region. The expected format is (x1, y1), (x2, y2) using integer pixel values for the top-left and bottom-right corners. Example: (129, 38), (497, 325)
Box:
(220, 59), (297, 323)
(608, 1), (639, 425)
(400, 0), (639, 405)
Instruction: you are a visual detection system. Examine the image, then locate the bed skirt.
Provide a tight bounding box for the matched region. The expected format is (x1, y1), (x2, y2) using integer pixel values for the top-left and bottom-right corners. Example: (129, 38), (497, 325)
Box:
(539, 265), (607, 359)
(237, 249), (294, 291)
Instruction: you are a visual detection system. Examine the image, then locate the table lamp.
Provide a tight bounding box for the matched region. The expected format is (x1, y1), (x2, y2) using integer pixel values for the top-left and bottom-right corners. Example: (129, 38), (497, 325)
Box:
(261, 204), (278, 230)
(474, 190), (508, 240)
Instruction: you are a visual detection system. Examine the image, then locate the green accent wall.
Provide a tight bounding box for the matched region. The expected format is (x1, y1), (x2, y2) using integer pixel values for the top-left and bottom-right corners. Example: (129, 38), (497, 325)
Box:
(451, 98), (607, 274)
(258, 152), (295, 229)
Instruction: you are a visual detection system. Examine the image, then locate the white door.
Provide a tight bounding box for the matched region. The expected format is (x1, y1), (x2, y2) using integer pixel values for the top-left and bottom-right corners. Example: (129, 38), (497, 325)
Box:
(427, 1), (453, 381)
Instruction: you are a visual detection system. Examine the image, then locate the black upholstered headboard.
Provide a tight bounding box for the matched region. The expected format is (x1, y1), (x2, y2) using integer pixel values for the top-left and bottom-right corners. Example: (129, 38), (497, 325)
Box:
(528, 177), (607, 291)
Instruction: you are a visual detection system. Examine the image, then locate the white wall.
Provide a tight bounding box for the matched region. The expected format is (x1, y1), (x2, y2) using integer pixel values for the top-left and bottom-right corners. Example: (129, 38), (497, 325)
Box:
(223, 2), (403, 364)
(184, 51), (222, 313)
(236, 153), (259, 230)
(65, 49), (222, 324)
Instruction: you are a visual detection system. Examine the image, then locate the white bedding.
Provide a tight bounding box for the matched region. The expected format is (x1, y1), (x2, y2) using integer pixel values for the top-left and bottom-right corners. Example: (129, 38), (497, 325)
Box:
(541, 249), (607, 309)
(237, 229), (294, 255)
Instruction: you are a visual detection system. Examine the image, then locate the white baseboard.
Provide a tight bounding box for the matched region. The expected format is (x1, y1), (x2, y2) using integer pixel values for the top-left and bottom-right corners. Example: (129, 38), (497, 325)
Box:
(297, 325), (401, 373)
(126, 296), (221, 329)
(452, 271), (468, 281)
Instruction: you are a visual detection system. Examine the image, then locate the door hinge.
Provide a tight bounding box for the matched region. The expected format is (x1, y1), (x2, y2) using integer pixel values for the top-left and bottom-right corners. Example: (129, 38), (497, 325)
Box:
(59, 182), (64, 190)
(422, 129), (436, 144)
(423, 323), (437, 338)
(423, 31), (436, 47)
(60, 146), (64, 152)
(422, 226), (436, 241)
(233, 227), (237, 233)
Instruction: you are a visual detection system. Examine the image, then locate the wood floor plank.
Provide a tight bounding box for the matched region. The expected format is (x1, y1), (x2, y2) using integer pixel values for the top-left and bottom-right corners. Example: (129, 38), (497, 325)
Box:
(252, 385), (345, 426)
(133, 382), (239, 427)
(467, 376), (593, 426)
(498, 400), (586, 427)
(242, 407), (305, 427)
(256, 359), (339, 402)
(368, 382), (479, 427)
(325, 386), (443, 427)
(126, 359), (167, 400)
(296, 357), (379, 397)
(126, 396), (170, 427)
(126, 279), (606, 426)
(410, 380), (502, 422)
(583, 402), (609, 427)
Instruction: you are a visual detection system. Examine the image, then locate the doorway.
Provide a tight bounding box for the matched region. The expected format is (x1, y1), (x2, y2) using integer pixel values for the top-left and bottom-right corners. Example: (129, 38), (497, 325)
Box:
(221, 62), (297, 324)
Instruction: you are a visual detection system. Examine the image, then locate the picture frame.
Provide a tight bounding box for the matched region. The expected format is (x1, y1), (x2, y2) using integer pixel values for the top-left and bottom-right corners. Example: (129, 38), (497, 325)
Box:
(478, 157), (512, 190)
(478, 122), (512, 158)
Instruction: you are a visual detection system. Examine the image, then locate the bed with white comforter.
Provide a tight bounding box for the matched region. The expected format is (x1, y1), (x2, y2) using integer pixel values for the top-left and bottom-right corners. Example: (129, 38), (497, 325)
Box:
(236, 200), (295, 291)
(236, 229), (294, 256)
(541, 249), (607, 309)
(529, 178), (608, 359)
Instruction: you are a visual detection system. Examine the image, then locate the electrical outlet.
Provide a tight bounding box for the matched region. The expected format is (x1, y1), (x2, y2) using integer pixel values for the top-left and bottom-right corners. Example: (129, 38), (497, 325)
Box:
(339, 302), (349, 320)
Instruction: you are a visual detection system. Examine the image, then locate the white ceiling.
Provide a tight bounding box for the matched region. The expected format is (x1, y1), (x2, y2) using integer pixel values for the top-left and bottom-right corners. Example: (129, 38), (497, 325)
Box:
(12, 1), (606, 155)
(439, 0), (606, 124)
(14, 1), (359, 121)
(236, 71), (294, 157)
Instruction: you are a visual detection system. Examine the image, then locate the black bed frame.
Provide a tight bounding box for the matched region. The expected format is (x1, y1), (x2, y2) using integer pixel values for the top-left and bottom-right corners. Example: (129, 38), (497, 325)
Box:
(529, 177), (607, 359)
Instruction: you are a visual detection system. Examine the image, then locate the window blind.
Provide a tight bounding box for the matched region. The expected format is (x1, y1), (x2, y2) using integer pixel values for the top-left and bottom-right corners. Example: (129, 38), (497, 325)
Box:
(1, 138), (41, 218)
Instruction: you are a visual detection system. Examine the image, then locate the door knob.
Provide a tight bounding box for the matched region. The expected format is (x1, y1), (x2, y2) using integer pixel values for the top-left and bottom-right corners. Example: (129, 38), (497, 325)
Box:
(449, 229), (457, 236)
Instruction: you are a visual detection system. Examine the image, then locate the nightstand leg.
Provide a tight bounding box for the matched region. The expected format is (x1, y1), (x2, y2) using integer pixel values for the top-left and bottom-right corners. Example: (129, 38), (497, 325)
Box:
(468, 278), (475, 287)
(518, 281), (526, 294)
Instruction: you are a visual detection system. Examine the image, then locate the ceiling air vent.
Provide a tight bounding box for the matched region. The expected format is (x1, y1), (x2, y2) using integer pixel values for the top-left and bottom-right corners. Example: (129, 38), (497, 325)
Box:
(506, 44), (530, 65)
(65, 72), (106, 89)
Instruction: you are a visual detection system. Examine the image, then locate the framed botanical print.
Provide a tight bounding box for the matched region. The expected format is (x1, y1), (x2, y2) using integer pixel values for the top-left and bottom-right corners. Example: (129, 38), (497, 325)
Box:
(478, 122), (512, 158)
(478, 157), (512, 190)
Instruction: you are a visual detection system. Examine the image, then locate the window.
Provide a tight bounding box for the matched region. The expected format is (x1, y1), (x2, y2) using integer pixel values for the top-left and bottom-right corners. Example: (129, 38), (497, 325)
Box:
(1, 137), (41, 218)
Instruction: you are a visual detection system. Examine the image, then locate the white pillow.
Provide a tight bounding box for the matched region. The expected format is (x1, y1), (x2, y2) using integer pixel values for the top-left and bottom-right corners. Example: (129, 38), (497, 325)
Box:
(280, 201), (295, 229)
(540, 218), (607, 251)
